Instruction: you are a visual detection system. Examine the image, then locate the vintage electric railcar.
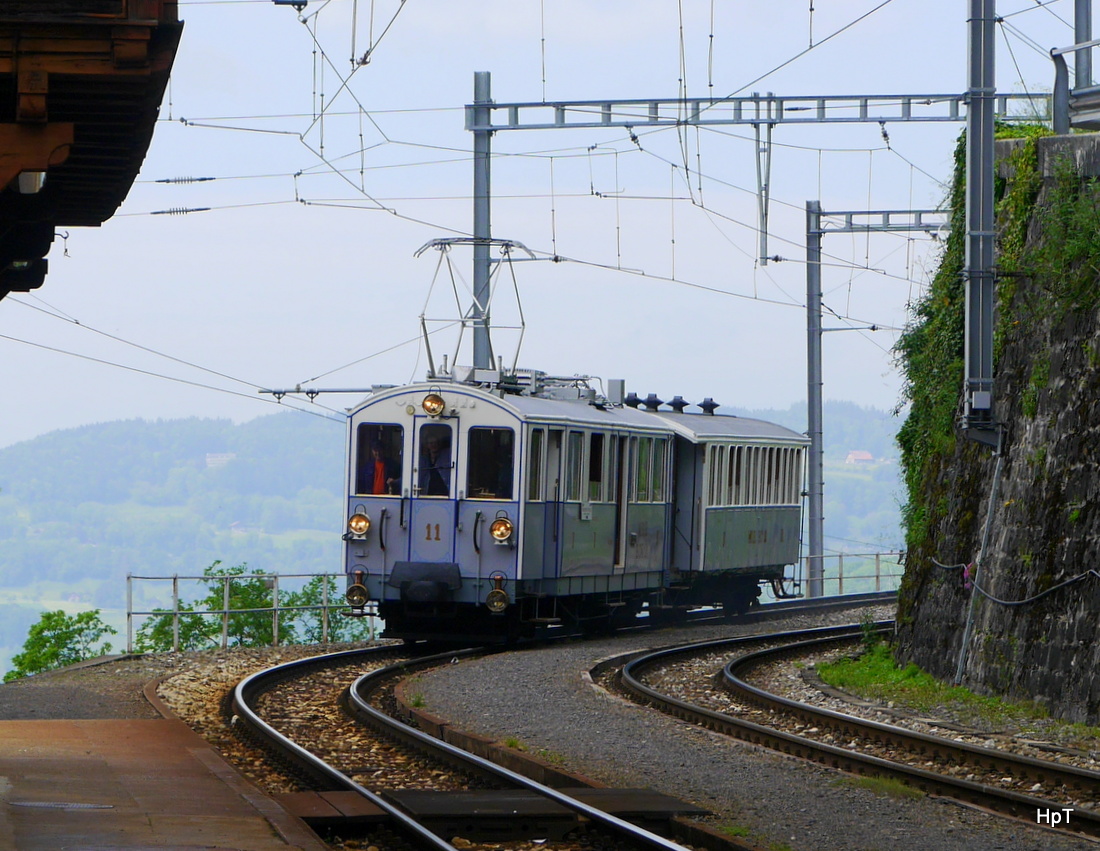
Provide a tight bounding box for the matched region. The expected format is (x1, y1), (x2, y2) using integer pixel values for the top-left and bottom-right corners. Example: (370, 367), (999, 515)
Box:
(343, 368), (808, 642)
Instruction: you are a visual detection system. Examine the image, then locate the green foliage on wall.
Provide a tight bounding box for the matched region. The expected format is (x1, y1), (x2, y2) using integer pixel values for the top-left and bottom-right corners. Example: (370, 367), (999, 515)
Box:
(894, 133), (968, 554)
(894, 126), (1050, 555)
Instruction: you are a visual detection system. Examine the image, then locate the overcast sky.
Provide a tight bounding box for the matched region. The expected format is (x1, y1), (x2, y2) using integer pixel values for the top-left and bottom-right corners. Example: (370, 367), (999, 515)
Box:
(0, 0), (1078, 449)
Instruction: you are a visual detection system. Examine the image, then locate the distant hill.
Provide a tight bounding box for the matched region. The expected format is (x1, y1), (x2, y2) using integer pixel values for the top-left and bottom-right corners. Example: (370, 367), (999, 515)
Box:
(0, 411), (346, 670)
(727, 400), (904, 463)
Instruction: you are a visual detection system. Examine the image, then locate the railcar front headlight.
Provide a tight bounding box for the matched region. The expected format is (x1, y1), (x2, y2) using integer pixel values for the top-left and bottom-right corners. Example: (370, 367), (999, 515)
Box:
(346, 582), (369, 608)
(489, 515), (514, 544)
(348, 512), (371, 536)
(485, 588), (510, 613)
(422, 392), (446, 416)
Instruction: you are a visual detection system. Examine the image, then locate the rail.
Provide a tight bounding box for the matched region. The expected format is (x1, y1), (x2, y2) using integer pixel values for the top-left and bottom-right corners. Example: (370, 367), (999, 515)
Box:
(125, 571), (380, 653)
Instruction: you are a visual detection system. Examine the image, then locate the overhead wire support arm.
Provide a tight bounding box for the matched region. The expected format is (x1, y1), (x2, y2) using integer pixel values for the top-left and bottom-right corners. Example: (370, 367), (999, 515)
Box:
(468, 87), (1047, 267)
(811, 208), (950, 235)
(260, 387), (374, 400)
(464, 92), (1051, 133)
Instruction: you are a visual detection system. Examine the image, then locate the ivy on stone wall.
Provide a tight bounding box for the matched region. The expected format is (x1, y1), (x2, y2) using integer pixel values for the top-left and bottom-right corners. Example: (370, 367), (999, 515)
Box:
(894, 133), (967, 555)
(894, 126), (1049, 555)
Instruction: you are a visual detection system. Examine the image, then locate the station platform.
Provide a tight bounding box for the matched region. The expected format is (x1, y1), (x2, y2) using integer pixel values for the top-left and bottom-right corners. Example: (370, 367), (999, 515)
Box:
(0, 718), (328, 850)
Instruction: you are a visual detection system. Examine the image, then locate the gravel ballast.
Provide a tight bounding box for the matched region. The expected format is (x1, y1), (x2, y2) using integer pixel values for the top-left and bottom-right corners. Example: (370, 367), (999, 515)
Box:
(411, 615), (1094, 851)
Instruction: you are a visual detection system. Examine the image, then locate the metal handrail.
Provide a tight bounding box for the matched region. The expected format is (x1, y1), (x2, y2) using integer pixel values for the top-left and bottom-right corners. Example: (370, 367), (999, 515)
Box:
(125, 571), (377, 653)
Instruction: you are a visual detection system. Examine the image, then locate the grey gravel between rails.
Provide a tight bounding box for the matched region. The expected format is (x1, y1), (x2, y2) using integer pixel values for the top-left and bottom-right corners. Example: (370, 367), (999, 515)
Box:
(411, 607), (1096, 851)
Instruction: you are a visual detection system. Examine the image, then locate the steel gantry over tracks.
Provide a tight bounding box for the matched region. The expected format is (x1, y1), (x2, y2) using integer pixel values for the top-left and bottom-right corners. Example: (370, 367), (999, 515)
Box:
(0, 1), (182, 299)
(464, 75), (1047, 439)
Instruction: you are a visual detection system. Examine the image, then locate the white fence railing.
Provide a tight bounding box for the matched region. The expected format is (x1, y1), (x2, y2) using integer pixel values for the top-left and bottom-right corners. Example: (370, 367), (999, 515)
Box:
(125, 572), (380, 653)
(128, 555), (903, 651)
(805, 551), (904, 596)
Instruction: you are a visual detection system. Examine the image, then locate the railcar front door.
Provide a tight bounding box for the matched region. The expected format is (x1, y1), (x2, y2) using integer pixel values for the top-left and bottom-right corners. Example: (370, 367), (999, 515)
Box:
(409, 420), (457, 563)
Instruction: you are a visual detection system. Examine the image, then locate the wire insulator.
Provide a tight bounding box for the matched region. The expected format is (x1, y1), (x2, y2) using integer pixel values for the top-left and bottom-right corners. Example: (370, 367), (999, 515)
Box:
(151, 207), (212, 216)
(155, 176), (216, 184)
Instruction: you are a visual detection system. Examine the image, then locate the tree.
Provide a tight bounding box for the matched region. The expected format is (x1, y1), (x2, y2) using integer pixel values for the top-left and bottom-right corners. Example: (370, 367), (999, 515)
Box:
(282, 574), (376, 644)
(4, 609), (117, 682)
(133, 602), (214, 653)
(196, 560), (294, 647)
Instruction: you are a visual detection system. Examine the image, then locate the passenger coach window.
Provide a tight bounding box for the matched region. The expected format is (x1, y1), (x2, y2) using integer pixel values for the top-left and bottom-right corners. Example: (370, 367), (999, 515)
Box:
(466, 427), (514, 499)
(355, 423), (403, 495)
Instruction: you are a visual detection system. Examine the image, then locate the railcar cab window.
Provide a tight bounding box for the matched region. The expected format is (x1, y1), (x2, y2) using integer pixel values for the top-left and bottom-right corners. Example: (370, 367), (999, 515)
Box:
(355, 424), (403, 495)
(418, 423), (453, 497)
(466, 427), (514, 499)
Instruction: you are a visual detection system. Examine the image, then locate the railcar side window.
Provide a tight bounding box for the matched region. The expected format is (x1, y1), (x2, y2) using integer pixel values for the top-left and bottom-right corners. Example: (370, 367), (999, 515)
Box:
(651, 439), (666, 500)
(636, 438), (651, 502)
(588, 433), (605, 502)
(527, 428), (545, 501)
(608, 435), (620, 501)
(466, 427), (515, 499)
(566, 431), (584, 501)
(355, 423), (403, 495)
(630, 437), (668, 503)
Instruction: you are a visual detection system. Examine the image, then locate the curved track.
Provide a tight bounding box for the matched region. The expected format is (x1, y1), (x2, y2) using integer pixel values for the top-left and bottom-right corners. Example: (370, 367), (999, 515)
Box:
(231, 643), (709, 851)
(615, 624), (1100, 841)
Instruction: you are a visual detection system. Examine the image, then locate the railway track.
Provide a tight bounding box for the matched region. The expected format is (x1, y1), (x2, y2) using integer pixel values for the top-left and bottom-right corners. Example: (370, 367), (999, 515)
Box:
(611, 624), (1100, 841)
(229, 643), (730, 851)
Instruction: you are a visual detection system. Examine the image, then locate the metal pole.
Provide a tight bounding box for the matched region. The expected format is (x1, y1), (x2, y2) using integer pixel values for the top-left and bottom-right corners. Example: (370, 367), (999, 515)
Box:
(1078, 0), (1092, 89)
(272, 575), (280, 647)
(222, 576), (230, 649)
(472, 71), (493, 369)
(172, 574), (180, 652)
(126, 574), (133, 653)
(806, 201), (825, 598)
(963, 0), (998, 443)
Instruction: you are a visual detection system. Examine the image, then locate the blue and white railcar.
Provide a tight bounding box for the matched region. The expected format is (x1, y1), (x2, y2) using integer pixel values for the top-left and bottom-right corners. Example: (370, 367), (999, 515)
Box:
(343, 370), (808, 642)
